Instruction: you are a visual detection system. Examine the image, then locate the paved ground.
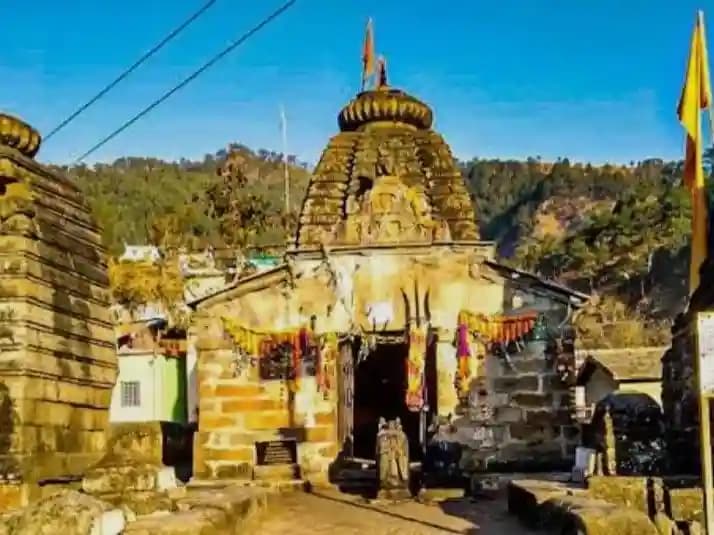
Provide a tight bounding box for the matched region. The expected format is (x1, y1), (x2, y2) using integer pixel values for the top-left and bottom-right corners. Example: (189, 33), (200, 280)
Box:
(258, 489), (531, 534)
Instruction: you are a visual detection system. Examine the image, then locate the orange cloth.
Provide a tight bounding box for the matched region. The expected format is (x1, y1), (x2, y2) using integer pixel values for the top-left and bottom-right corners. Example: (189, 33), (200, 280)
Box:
(361, 18), (375, 89)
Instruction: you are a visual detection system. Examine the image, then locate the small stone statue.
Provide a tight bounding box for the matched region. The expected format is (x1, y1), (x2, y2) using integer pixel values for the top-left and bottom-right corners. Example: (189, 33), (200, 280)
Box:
(375, 417), (411, 500)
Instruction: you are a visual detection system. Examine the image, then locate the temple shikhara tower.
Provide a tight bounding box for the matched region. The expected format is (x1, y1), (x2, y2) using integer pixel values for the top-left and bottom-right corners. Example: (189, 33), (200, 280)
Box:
(0, 114), (117, 508)
(190, 39), (589, 485)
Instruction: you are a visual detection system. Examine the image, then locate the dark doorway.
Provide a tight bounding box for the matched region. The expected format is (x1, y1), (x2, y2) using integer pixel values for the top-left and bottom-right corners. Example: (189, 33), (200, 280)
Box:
(352, 341), (429, 461)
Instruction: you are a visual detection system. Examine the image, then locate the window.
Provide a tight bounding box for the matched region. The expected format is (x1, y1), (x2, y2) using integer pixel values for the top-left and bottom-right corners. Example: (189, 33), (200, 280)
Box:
(121, 381), (141, 407)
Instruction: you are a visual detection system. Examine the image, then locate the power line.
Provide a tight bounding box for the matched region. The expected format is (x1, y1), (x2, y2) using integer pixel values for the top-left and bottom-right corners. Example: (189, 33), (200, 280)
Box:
(44, 0), (219, 143)
(75, 0), (297, 163)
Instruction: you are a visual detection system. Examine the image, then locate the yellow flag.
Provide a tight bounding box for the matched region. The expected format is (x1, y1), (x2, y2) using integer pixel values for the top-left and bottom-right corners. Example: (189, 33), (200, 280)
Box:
(678, 11), (713, 295)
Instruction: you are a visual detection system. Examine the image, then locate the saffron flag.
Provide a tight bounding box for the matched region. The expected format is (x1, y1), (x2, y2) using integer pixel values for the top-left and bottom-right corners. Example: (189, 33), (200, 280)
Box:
(361, 18), (375, 90)
(678, 11), (713, 295)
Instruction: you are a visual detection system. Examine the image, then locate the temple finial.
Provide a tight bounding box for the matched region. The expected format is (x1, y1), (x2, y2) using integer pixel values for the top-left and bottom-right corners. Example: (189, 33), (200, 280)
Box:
(376, 55), (388, 89)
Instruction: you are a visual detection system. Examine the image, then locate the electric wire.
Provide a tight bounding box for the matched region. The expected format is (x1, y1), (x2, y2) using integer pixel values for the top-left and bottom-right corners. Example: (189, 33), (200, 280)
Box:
(44, 0), (219, 142)
(75, 0), (297, 163)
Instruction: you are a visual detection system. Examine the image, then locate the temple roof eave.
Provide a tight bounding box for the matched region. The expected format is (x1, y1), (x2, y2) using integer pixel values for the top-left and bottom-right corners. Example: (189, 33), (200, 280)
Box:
(484, 260), (591, 305)
(189, 263), (290, 310)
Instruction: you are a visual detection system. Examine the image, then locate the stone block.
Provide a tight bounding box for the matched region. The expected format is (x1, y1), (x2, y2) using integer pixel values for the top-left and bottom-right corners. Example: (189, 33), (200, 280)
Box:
(526, 408), (571, 426)
(0, 483), (23, 513)
(212, 463), (253, 480)
(104, 423), (163, 465)
(243, 411), (292, 430)
(667, 487), (703, 523)
(588, 476), (649, 514)
(253, 464), (300, 481)
(204, 448), (254, 463)
(221, 398), (284, 412)
(494, 406), (522, 423)
(304, 426), (335, 443)
(511, 392), (553, 408)
(493, 375), (539, 392)
(214, 384), (265, 398)
(314, 411), (336, 425)
(508, 423), (555, 442)
(200, 415), (236, 430)
(82, 464), (159, 495)
(0, 489), (125, 535)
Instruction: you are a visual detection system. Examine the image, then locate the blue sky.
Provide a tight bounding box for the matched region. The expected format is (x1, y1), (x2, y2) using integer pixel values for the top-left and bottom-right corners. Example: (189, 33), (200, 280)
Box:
(0, 1), (708, 165)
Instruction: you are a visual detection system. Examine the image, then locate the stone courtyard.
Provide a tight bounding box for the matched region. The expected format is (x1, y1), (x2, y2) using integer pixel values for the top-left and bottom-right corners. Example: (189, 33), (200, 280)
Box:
(258, 489), (529, 535)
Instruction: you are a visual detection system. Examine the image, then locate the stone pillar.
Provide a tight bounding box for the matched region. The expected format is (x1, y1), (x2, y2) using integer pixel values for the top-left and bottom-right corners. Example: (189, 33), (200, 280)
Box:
(0, 114), (117, 509)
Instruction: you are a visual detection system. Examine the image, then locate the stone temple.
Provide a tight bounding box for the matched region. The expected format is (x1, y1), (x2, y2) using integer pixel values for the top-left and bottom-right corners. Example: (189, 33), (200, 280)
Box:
(0, 114), (117, 509)
(189, 77), (589, 485)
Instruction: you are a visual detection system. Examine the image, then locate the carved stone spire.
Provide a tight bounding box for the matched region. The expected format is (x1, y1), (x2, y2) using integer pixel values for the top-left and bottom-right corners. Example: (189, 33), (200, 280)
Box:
(294, 78), (479, 249)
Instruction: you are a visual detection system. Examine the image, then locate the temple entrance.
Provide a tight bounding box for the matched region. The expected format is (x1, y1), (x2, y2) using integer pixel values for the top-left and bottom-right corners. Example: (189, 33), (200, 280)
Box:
(347, 338), (436, 462)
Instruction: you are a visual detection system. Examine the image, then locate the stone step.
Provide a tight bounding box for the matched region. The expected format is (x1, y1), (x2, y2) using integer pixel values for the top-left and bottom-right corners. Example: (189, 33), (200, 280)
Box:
(123, 484), (273, 535)
(507, 479), (659, 534)
(253, 464), (301, 481)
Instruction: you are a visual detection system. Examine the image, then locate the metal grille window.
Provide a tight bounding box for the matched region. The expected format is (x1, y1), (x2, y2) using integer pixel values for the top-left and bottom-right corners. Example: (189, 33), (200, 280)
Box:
(120, 381), (141, 407)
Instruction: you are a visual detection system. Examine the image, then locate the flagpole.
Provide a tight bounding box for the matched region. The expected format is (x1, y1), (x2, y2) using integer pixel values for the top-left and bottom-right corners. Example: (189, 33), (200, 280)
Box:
(702, 11), (714, 148)
(694, 12), (714, 534)
(280, 104), (290, 215)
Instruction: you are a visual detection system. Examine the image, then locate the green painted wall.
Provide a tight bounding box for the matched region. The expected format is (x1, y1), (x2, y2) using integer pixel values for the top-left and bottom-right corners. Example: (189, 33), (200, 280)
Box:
(159, 355), (187, 423)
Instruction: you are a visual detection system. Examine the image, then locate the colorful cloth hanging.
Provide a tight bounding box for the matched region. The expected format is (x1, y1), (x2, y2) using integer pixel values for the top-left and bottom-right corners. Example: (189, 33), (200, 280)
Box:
(405, 326), (427, 412)
(454, 312), (472, 400)
(454, 310), (540, 400)
(221, 317), (321, 388)
(457, 310), (538, 344)
(317, 332), (338, 396)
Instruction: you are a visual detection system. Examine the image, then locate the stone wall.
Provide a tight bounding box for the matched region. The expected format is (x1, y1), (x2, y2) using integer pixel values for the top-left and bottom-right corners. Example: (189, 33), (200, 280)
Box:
(660, 254), (714, 475)
(458, 336), (578, 473)
(662, 314), (702, 475)
(191, 312), (338, 483)
(0, 117), (117, 509)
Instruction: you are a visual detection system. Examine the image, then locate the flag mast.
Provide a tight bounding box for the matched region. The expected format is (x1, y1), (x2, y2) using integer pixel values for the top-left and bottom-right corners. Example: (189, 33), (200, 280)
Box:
(703, 11), (714, 149)
(683, 9), (714, 535)
(280, 104), (289, 215)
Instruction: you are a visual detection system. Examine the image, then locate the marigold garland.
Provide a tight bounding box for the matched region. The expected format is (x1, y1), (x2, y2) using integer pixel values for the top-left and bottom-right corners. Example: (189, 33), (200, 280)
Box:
(454, 310), (540, 400)
(405, 326), (427, 412)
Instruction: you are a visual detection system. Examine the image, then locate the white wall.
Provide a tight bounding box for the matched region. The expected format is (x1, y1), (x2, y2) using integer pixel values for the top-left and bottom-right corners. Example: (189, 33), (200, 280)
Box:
(186, 341), (198, 423)
(110, 352), (161, 423)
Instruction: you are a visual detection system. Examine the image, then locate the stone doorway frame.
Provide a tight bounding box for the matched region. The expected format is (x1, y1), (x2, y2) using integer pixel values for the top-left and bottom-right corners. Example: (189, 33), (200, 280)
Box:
(336, 332), (438, 464)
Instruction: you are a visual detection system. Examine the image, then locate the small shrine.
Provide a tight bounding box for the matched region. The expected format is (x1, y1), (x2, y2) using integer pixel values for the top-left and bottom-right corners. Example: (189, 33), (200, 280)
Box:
(189, 32), (589, 486)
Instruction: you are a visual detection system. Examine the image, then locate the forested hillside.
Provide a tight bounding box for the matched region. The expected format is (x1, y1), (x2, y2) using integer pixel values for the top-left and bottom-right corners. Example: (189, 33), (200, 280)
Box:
(61, 145), (713, 347)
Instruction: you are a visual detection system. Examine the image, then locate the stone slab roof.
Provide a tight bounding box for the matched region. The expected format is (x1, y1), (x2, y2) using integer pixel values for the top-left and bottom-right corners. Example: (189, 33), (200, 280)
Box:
(575, 346), (666, 384)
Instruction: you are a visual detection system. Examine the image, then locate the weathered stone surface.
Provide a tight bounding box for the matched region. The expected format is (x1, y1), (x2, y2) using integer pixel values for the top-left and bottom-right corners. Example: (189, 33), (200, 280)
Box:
(81, 423), (176, 501)
(0, 116), (116, 505)
(588, 476), (649, 514)
(0, 489), (124, 535)
(667, 486), (703, 523)
(508, 479), (658, 534)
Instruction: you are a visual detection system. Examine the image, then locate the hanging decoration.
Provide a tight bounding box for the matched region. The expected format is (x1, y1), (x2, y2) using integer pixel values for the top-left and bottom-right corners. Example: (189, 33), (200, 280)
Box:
(405, 325), (427, 412)
(221, 317), (326, 386)
(317, 332), (338, 399)
(453, 310), (542, 399)
(457, 310), (539, 345)
(454, 312), (473, 401)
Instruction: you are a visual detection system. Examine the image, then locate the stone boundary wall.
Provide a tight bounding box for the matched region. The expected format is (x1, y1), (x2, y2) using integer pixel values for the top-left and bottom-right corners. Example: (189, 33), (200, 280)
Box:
(192, 323), (338, 483)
